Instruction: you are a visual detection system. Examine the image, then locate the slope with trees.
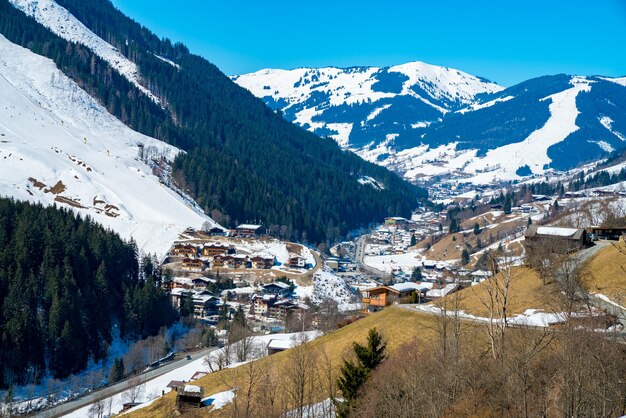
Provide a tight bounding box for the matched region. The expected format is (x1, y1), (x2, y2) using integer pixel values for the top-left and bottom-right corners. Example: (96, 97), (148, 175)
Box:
(0, 198), (176, 387)
(0, 0), (426, 244)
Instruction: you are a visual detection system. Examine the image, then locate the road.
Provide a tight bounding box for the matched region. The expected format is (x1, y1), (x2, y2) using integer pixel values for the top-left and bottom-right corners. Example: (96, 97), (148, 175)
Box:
(35, 347), (217, 418)
(355, 235), (389, 279)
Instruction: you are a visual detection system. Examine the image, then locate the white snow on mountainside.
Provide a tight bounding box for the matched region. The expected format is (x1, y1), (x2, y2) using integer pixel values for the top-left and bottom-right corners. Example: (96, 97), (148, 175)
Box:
(0, 34), (214, 257)
(8, 0), (160, 103)
(395, 77), (594, 184)
(233, 62), (503, 149)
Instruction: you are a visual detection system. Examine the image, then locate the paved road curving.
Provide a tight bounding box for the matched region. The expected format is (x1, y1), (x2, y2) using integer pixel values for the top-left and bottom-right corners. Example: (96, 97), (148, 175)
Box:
(35, 347), (217, 418)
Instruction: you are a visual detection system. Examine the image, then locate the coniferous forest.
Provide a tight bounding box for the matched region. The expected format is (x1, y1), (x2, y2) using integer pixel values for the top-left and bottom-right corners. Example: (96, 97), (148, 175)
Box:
(0, 198), (176, 387)
(0, 0), (426, 244)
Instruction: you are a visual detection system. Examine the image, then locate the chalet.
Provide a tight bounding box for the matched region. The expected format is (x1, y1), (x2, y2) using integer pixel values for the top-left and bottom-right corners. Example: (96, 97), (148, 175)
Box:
(201, 244), (229, 257)
(270, 299), (309, 319)
(212, 255), (225, 268)
(181, 258), (206, 272)
(235, 224), (264, 237)
(171, 244), (197, 257)
(361, 282), (426, 312)
(223, 254), (247, 269)
(250, 294), (277, 316)
(176, 384), (204, 410)
(524, 225), (589, 250)
(287, 255), (305, 268)
(170, 288), (220, 317)
(588, 226), (626, 241)
(207, 226), (227, 236)
(251, 255), (274, 269)
(191, 277), (215, 290)
(263, 281), (291, 296)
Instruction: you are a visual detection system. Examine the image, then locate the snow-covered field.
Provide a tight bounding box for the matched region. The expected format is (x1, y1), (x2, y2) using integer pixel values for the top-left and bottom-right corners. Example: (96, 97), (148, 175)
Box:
(65, 331), (320, 417)
(0, 34), (214, 257)
(364, 251), (424, 274)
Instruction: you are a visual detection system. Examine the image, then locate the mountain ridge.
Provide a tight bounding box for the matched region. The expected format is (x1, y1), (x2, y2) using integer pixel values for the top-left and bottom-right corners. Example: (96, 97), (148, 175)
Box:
(234, 65), (626, 184)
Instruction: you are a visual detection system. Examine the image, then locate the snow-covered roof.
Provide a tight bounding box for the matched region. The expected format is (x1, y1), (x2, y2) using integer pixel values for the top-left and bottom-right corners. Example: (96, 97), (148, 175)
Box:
(389, 282), (424, 293)
(264, 281), (290, 289)
(535, 226), (580, 237)
(183, 384), (202, 394)
(267, 339), (293, 350)
(236, 224), (262, 230)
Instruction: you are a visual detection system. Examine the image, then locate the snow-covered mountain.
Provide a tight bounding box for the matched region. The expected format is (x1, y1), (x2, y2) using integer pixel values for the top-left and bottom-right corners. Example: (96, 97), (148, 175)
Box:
(235, 66), (626, 185)
(233, 63), (503, 149)
(0, 33), (217, 257)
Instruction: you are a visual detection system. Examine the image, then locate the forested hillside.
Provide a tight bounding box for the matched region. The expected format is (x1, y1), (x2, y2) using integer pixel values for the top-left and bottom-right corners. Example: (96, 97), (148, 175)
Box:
(0, 198), (175, 387)
(0, 0), (425, 243)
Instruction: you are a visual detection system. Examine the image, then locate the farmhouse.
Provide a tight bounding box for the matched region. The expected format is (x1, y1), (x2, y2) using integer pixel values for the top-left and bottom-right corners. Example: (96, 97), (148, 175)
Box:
(524, 225), (589, 249)
(235, 224), (264, 237)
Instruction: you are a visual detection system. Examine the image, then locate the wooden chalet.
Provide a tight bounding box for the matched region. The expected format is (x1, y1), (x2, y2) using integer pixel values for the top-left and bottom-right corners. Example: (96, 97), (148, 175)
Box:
(287, 255), (305, 268)
(361, 282), (425, 312)
(235, 224), (264, 237)
(263, 281), (291, 296)
(201, 244), (229, 257)
(171, 244), (197, 257)
(251, 255), (274, 269)
(222, 255), (247, 269)
(207, 226), (226, 236)
(212, 255), (225, 268)
(181, 258), (206, 272)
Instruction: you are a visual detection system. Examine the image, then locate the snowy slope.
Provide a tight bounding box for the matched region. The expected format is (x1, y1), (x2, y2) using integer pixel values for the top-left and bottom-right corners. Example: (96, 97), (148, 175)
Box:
(0, 34), (215, 257)
(8, 0), (160, 103)
(233, 62), (502, 150)
(237, 64), (626, 184)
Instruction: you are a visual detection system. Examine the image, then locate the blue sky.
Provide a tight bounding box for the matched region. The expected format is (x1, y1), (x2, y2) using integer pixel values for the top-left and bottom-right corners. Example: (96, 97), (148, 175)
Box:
(112, 0), (626, 86)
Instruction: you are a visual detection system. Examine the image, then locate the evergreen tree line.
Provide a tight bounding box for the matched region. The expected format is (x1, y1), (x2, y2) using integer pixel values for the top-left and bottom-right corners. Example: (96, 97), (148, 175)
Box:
(569, 167), (626, 191)
(0, 198), (176, 387)
(0, 0), (426, 244)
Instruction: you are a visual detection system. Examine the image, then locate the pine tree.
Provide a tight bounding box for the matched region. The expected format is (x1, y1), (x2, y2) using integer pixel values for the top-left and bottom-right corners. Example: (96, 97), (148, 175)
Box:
(473, 222), (481, 235)
(411, 266), (422, 281)
(335, 328), (387, 417)
(461, 248), (470, 265)
(504, 194), (512, 214)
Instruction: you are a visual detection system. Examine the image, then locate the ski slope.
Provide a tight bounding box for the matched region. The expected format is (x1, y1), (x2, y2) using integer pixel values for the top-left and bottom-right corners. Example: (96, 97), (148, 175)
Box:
(0, 34), (214, 257)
